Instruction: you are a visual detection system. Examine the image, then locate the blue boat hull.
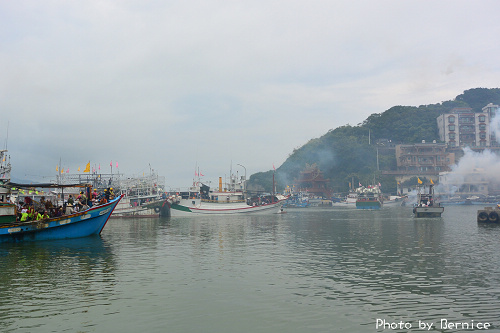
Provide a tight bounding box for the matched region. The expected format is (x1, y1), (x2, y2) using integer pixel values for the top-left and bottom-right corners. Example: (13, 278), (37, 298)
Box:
(0, 195), (123, 243)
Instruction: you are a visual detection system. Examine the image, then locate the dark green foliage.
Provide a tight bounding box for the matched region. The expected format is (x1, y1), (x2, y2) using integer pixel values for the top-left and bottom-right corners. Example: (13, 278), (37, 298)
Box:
(248, 88), (500, 195)
(455, 88), (500, 112)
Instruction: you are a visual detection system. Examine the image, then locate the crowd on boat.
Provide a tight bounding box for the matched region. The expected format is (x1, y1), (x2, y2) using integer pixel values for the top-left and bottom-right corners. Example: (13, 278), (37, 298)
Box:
(14, 187), (116, 222)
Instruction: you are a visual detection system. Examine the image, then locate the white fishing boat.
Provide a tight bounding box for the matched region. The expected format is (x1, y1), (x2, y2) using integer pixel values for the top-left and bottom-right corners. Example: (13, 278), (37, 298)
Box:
(167, 173), (286, 216)
(383, 195), (405, 206)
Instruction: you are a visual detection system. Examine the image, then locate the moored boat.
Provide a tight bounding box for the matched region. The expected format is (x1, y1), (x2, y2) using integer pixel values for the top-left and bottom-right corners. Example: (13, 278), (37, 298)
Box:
(111, 172), (170, 218)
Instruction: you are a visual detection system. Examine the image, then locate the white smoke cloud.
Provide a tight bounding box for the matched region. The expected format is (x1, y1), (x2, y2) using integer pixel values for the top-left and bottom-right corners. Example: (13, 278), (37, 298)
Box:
(436, 147), (500, 198)
(491, 113), (500, 142)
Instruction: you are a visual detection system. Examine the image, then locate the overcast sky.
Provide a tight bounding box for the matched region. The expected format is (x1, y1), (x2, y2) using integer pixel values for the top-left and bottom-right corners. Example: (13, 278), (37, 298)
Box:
(2, 0), (500, 189)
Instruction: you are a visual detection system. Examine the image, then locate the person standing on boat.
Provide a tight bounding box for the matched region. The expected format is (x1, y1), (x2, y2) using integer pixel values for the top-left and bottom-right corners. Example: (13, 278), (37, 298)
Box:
(20, 206), (29, 221)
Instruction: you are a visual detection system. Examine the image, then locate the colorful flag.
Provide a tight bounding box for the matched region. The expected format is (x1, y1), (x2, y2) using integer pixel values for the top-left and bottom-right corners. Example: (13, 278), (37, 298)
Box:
(430, 179), (434, 185)
(56, 166), (58, 172)
(84, 162), (90, 173)
(417, 177), (423, 184)
(78, 167), (80, 172)
(359, 182), (362, 187)
(116, 162), (118, 168)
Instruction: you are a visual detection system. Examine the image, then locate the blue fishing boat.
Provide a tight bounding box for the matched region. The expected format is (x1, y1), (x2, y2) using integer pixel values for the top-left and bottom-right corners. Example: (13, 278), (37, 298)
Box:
(0, 194), (123, 243)
(0, 149), (124, 242)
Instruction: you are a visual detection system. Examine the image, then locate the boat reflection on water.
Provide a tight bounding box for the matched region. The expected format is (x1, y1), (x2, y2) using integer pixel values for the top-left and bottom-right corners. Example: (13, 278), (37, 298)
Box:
(0, 236), (116, 305)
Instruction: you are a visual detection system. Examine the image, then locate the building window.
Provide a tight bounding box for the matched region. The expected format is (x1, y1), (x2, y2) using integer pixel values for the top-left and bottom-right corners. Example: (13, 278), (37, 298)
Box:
(450, 142), (456, 148)
(449, 133), (455, 139)
(448, 116), (455, 123)
(479, 124), (486, 131)
(449, 125), (455, 131)
(479, 115), (486, 122)
(480, 140), (487, 146)
(459, 116), (475, 124)
(480, 133), (486, 139)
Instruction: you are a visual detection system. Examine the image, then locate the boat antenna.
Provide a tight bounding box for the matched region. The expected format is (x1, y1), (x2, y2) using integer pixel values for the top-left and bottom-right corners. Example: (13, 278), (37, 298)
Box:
(3, 121), (9, 150)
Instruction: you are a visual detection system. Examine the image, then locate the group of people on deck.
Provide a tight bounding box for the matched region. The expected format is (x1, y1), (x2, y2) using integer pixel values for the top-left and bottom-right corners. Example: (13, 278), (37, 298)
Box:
(16, 187), (115, 222)
(64, 188), (115, 214)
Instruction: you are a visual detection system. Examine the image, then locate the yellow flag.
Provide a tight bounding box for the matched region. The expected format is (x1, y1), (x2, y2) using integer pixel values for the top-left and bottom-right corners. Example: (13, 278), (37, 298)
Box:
(56, 165), (59, 172)
(430, 179), (434, 184)
(417, 177), (423, 184)
(84, 162), (90, 173)
(78, 167), (80, 172)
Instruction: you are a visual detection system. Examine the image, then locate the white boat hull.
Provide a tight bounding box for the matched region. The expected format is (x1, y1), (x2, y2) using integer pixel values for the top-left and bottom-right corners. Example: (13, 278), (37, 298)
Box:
(169, 198), (285, 216)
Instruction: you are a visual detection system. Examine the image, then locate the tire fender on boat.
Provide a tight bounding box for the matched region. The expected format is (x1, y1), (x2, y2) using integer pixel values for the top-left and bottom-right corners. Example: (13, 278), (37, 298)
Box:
(488, 211), (499, 223)
(154, 207), (161, 213)
(477, 211), (489, 223)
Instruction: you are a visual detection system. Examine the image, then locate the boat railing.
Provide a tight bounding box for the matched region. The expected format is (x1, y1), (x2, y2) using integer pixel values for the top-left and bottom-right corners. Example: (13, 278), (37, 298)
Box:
(201, 198), (246, 204)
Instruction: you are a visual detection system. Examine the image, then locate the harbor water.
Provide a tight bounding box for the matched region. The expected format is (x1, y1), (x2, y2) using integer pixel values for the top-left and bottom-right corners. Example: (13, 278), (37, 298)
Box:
(1, 205), (500, 332)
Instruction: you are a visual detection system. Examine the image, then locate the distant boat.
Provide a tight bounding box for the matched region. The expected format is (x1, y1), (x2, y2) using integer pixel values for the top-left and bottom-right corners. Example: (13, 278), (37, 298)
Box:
(413, 185), (444, 218)
(356, 185), (383, 210)
(383, 195), (404, 206)
(167, 174), (286, 216)
(331, 189), (357, 206)
(283, 191), (310, 208)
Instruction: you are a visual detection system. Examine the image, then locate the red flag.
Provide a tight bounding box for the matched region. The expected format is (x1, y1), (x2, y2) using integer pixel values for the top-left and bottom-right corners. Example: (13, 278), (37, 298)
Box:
(273, 164), (276, 171)
(110, 161), (112, 167)
(200, 172), (204, 177)
(116, 162), (118, 168)
(359, 182), (362, 186)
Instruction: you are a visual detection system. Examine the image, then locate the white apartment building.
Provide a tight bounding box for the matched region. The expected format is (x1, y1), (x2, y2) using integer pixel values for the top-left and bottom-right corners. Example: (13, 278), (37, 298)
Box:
(437, 104), (499, 148)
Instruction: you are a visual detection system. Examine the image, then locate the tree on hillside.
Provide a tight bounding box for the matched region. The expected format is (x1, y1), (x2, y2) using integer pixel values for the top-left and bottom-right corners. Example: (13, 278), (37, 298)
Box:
(455, 88), (500, 112)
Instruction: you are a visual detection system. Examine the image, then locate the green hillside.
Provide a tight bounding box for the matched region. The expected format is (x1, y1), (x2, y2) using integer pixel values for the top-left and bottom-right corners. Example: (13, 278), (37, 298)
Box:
(247, 88), (500, 195)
